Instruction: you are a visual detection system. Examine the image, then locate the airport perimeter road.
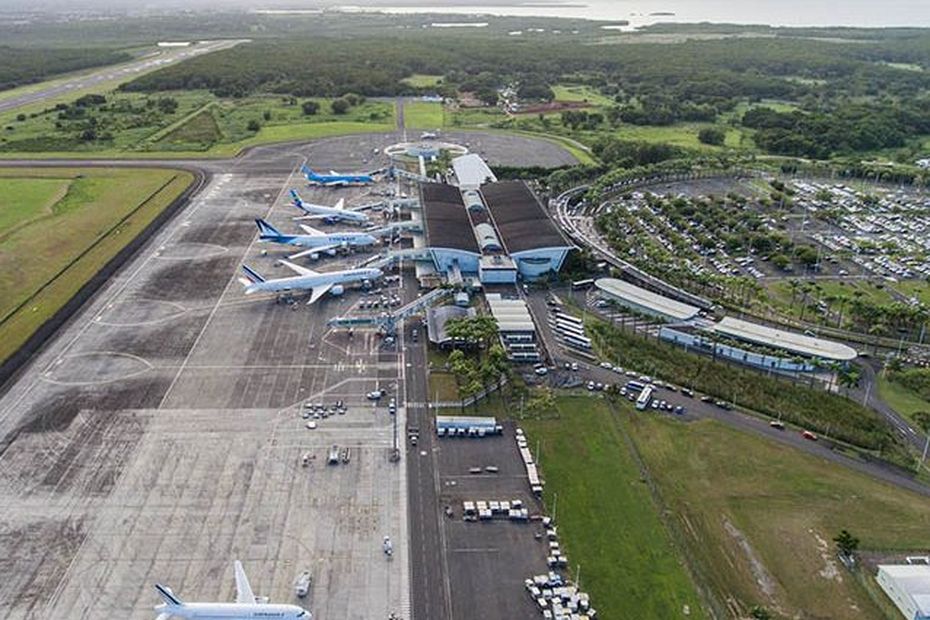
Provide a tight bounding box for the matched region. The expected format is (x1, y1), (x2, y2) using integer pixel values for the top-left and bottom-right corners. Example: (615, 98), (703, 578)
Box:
(0, 40), (244, 114)
(404, 303), (453, 620)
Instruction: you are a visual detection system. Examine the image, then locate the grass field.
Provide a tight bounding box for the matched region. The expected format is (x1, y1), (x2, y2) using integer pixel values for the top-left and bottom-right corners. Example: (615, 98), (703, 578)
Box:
(403, 101), (444, 130)
(878, 374), (930, 422)
(551, 84), (616, 107)
(627, 413), (930, 619)
(764, 278), (898, 327)
(0, 90), (395, 157)
(401, 74), (444, 88)
(613, 122), (747, 150)
(0, 167), (193, 364)
(522, 396), (707, 619)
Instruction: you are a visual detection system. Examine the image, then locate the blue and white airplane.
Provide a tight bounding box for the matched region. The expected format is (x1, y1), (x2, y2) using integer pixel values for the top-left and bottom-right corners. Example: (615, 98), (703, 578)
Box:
(154, 560), (310, 619)
(239, 260), (382, 305)
(289, 189), (371, 226)
(255, 219), (377, 260)
(301, 164), (374, 187)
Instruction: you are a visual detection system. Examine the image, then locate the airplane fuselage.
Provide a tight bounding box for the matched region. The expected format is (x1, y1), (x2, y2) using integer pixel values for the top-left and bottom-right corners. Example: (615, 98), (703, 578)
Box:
(260, 232), (376, 249)
(158, 602), (309, 619)
(246, 268), (381, 295)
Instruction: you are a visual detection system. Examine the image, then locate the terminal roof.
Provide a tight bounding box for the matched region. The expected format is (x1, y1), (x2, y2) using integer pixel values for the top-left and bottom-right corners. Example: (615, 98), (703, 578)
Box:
(481, 181), (570, 254)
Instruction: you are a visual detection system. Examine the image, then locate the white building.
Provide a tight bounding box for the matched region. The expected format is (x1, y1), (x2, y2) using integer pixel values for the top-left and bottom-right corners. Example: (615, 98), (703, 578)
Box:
(877, 564), (930, 620)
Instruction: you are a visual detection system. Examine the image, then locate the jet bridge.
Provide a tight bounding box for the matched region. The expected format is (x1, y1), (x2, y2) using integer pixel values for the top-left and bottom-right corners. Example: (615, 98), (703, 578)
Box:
(328, 287), (453, 335)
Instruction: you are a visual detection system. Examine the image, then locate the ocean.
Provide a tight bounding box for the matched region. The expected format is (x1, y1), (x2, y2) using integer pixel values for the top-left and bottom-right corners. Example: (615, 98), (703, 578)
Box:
(344, 0), (930, 28)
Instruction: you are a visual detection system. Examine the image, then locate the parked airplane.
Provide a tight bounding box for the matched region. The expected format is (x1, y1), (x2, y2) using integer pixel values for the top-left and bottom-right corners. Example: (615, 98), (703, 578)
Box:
(255, 219), (377, 260)
(301, 164), (374, 187)
(239, 261), (382, 304)
(154, 560), (311, 619)
(289, 189), (370, 225)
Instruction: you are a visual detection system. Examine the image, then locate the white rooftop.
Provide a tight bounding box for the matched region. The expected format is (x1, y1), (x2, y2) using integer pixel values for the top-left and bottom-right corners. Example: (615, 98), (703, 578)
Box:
(486, 293), (536, 333)
(595, 278), (700, 321)
(879, 564), (930, 617)
(712, 316), (858, 362)
(452, 153), (497, 189)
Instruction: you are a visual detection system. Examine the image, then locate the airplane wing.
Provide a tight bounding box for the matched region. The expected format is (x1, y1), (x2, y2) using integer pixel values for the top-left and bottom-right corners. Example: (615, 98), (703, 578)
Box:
(234, 561), (256, 605)
(279, 260), (319, 277)
(288, 245), (338, 260)
(156, 613), (172, 620)
(298, 224), (324, 236)
(293, 214), (328, 222)
(308, 282), (334, 305)
(332, 198), (346, 210)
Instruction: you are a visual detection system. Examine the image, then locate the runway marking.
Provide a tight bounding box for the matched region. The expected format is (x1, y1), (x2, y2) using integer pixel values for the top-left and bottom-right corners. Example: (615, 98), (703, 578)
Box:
(39, 351), (153, 386)
(449, 547), (501, 553)
(93, 298), (189, 327)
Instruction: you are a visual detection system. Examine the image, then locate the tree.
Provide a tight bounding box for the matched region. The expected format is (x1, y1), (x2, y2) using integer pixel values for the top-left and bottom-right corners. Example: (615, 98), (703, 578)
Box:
(262, 110), (272, 121)
(246, 119), (261, 132)
(749, 607), (772, 620)
(833, 529), (859, 558)
(301, 100), (320, 116)
(330, 98), (350, 115)
(698, 127), (726, 146)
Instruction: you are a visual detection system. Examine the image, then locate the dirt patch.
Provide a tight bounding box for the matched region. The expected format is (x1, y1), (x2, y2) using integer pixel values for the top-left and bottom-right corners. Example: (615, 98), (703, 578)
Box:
(181, 219), (254, 247)
(812, 529), (843, 582)
(723, 517), (777, 597)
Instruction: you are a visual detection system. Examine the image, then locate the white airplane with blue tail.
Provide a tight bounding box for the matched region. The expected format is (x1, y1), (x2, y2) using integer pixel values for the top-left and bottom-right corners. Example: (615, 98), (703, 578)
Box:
(301, 164), (374, 187)
(154, 560), (311, 619)
(255, 218), (377, 260)
(239, 260), (382, 304)
(289, 189), (370, 225)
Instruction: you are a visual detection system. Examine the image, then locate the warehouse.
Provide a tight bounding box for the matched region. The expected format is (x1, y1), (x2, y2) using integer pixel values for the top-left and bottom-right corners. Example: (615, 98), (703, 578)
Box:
(482, 181), (574, 280)
(595, 278), (701, 322)
(877, 564), (930, 620)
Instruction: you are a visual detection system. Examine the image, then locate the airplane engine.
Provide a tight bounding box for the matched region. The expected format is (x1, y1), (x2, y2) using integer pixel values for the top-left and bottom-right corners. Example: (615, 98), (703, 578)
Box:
(330, 285), (345, 297)
(325, 248), (337, 256)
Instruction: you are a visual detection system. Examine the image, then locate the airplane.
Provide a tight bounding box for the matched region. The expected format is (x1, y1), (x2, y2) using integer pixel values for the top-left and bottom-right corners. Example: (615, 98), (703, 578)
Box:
(255, 218), (377, 260)
(301, 164), (374, 187)
(289, 189), (370, 225)
(154, 560), (311, 619)
(239, 261), (382, 304)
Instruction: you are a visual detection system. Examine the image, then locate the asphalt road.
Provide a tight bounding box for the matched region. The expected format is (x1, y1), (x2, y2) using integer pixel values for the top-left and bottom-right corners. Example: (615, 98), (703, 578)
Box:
(0, 40), (244, 114)
(525, 288), (930, 499)
(403, 302), (453, 620)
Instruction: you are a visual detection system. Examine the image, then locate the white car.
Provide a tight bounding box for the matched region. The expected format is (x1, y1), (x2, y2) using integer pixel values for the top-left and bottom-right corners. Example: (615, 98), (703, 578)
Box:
(306, 421), (318, 430)
(599, 361), (613, 369)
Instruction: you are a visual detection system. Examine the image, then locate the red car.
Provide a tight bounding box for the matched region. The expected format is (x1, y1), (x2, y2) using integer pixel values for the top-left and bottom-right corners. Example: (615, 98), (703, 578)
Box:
(801, 430), (818, 441)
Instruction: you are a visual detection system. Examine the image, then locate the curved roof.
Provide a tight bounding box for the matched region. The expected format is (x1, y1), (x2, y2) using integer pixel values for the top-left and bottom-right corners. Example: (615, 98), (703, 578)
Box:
(711, 317), (858, 362)
(475, 222), (502, 252)
(595, 278), (700, 322)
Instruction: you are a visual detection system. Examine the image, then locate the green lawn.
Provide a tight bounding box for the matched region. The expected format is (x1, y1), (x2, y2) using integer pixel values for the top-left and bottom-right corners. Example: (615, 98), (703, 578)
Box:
(403, 101), (444, 130)
(401, 73), (444, 88)
(428, 371), (460, 401)
(628, 413), (930, 619)
(551, 84), (615, 107)
(0, 90), (395, 157)
(0, 167), (193, 364)
(613, 122), (746, 150)
(878, 374), (930, 422)
(522, 396), (707, 620)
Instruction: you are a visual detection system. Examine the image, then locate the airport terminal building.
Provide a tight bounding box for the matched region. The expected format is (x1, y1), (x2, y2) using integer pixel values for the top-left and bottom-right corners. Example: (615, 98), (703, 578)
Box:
(418, 171), (573, 285)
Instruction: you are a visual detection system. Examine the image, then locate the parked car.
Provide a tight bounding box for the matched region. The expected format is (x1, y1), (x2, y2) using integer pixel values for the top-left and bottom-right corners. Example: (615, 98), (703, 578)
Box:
(801, 430), (818, 441)
(769, 420), (785, 430)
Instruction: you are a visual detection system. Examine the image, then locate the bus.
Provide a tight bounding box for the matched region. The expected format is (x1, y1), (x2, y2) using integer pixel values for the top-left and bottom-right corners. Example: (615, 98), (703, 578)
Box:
(571, 278), (595, 290)
(625, 380), (645, 393)
(554, 319), (586, 338)
(635, 385), (654, 411)
(553, 311), (583, 326)
(562, 335), (593, 351)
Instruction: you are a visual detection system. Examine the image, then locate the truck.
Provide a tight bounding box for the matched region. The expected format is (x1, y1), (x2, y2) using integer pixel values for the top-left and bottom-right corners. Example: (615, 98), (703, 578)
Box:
(328, 445), (340, 465)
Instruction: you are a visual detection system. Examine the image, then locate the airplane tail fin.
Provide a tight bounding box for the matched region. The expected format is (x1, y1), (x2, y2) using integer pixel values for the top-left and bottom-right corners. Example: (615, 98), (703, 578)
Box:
(155, 584), (184, 607)
(289, 188), (304, 207)
(255, 218), (282, 238)
(301, 164), (315, 178)
(241, 265), (266, 284)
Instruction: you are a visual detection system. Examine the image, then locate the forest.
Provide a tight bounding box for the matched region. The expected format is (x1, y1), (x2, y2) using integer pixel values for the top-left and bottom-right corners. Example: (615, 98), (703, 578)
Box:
(0, 46), (131, 92)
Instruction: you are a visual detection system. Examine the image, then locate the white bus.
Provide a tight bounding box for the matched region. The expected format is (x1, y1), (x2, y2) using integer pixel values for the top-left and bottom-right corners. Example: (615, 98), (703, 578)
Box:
(635, 385), (654, 411)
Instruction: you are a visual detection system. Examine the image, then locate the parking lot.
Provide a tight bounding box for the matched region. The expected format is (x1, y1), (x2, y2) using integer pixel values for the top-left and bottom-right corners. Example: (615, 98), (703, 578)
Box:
(436, 421), (549, 620)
